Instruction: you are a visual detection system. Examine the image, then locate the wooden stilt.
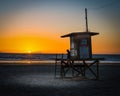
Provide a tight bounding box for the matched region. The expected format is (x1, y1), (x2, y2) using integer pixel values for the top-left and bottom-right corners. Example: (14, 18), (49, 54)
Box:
(96, 60), (99, 79)
(54, 54), (57, 78)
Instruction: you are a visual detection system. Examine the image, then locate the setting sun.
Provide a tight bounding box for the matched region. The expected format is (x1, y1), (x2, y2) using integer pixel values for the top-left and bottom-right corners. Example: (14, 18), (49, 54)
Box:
(27, 50), (32, 54)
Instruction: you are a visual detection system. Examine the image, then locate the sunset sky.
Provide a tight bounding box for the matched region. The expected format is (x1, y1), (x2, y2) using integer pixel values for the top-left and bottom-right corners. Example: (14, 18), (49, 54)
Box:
(0, 0), (120, 54)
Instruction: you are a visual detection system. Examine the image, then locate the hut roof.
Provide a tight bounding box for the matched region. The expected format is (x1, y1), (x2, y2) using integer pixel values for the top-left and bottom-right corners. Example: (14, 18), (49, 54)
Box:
(61, 32), (99, 38)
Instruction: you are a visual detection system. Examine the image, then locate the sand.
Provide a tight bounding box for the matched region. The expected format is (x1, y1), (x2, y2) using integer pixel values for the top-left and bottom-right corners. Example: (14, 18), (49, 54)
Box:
(0, 63), (120, 96)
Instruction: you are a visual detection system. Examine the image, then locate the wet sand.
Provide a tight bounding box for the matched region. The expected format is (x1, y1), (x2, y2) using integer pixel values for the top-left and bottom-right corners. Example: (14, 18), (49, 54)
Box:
(0, 63), (120, 96)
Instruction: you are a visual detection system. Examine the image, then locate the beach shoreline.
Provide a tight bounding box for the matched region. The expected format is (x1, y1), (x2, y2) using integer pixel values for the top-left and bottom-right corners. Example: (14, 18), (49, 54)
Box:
(0, 60), (120, 65)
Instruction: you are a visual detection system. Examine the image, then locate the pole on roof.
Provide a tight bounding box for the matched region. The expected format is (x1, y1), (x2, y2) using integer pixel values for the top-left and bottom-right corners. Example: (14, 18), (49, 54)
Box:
(85, 8), (88, 32)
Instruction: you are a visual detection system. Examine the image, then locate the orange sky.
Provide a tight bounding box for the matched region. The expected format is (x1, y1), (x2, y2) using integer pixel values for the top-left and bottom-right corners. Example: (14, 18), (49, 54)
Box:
(0, 0), (120, 54)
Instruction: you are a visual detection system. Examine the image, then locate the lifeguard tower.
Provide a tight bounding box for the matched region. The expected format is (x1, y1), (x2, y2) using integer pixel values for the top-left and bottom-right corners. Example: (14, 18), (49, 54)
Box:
(55, 8), (104, 79)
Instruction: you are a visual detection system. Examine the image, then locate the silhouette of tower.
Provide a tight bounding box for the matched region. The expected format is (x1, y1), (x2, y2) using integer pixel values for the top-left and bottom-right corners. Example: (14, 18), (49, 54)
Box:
(61, 8), (99, 59)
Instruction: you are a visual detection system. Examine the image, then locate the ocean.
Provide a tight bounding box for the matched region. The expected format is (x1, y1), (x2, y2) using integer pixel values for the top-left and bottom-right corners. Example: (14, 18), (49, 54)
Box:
(0, 53), (120, 64)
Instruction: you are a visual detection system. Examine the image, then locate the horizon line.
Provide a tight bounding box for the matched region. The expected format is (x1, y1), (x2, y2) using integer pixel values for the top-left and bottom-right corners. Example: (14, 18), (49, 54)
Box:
(0, 52), (120, 55)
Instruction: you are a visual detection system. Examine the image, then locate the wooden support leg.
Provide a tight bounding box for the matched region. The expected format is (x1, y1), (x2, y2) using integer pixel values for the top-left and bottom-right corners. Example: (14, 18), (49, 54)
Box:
(54, 54), (57, 78)
(55, 61), (57, 78)
(60, 63), (64, 78)
(71, 60), (74, 77)
(83, 60), (100, 79)
(83, 60), (86, 77)
(60, 60), (69, 78)
(83, 65), (86, 76)
(96, 60), (99, 79)
(72, 67), (74, 77)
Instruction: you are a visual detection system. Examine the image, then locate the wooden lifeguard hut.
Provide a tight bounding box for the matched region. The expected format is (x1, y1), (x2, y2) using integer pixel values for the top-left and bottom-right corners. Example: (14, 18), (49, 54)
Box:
(61, 8), (99, 59)
(55, 8), (103, 79)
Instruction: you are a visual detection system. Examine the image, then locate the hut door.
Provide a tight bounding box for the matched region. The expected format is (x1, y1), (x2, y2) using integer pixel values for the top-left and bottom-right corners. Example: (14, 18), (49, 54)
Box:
(70, 37), (77, 58)
(79, 38), (89, 59)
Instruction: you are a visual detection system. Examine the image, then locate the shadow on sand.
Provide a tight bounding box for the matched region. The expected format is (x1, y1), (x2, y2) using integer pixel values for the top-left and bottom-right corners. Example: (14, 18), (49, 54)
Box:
(0, 64), (120, 96)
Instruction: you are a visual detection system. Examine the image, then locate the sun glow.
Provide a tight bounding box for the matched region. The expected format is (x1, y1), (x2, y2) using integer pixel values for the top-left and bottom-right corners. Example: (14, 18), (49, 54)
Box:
(27, 50), (32, 54)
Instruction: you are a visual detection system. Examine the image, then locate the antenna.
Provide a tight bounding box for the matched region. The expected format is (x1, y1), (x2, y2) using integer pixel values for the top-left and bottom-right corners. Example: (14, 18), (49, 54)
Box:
(85, 8), (88, 32)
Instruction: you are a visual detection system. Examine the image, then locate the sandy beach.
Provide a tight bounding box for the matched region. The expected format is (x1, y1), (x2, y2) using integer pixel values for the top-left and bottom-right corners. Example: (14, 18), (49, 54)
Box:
(0, 63), (120, 96)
